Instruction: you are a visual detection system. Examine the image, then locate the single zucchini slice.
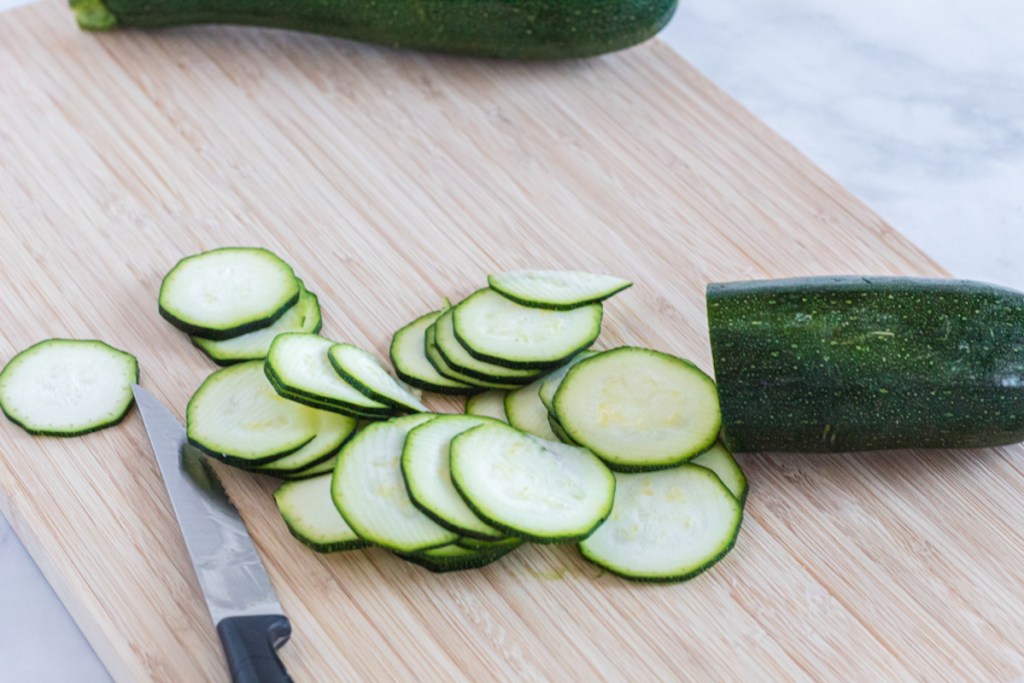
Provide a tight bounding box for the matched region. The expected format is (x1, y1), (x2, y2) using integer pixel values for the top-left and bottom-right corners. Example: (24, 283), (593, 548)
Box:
(424, 325), (521, 390)
(452, 288), (602, 369)
(277, 455), (338, 481)
(332, 415), (459, 553)
(401, 415), (505, 540)
(0, 339), (138, 436)
(328, 343), (428, 413)
(433, 311), (541, 382)
(554, 347), (721, 471)
(396, 541), (516, 573)
(578, 465), (742, 582)
(274, 474), (369, 553)
(464, 389), (509, 422)
(449, 423), (615, 543)
(266, 333), (391, 417)
(547, 413), (578, 446)
(390, 310), (474, 395)
(504, 376), (558, 441)
(159, 247), (300, 339)
(191, 285), (322, 365)
(257, 410), (357, 475)
(691, 442), (748, 505)
(456, 536), (523, 552)
(537, 351), (599, 412)
(186, 360), (321, 467)
(488, 270), (632, 310)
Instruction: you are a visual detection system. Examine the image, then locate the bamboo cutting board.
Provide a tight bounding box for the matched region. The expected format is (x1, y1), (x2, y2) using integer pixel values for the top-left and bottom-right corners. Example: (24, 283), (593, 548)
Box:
(3, 1), (1024, 680)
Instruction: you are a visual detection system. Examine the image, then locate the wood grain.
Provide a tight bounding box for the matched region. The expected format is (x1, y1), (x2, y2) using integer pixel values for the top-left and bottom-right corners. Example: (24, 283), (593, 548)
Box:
(2, 1), (1023, 680)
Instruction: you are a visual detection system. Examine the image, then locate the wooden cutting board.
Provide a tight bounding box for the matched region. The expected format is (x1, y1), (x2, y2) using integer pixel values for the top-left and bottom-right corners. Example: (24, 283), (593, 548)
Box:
(3, 1), (1024, 680)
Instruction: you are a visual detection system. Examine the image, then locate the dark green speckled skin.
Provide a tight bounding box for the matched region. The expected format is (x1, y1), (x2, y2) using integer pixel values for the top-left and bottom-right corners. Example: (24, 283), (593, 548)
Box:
(96, 0), (678, 59)
(707, 277), (1024, 453)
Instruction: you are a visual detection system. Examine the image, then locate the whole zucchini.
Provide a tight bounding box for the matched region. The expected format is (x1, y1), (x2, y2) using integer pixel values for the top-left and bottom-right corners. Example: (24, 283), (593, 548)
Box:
(70, 0), (678, 60)
(707, 277), (1024, 452)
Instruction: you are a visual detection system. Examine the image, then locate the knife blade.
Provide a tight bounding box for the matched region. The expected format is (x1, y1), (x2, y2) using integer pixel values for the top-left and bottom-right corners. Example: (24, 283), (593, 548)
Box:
(132, 384), (292, 683)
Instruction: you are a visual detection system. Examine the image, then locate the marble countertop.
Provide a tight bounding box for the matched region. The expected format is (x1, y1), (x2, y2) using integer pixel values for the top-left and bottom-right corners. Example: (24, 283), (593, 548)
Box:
(0, 0), (1020, 680)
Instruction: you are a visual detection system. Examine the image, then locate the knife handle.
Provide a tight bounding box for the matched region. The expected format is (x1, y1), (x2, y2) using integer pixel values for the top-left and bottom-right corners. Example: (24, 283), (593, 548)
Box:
(216, 614), (293, 683)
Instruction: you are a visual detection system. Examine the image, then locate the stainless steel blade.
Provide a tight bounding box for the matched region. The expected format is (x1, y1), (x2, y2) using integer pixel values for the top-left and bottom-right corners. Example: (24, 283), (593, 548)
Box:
(132, 384), (284, 626)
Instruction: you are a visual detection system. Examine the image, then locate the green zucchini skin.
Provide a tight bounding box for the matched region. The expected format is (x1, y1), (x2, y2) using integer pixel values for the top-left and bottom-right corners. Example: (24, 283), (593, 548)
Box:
(707, 277), (1024, 453)
(72, 0), (677, 60)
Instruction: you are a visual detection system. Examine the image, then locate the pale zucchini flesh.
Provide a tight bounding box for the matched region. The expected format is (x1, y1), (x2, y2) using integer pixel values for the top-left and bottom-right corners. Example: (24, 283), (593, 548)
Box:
(278, 454), (338, 481)
(423, 324), (522, 390)
(464, 389), (509, 422)
(578, 465), (742, 582)
(390, 310), (474, 395)
(504, 376), (558, 441)
(537, 351), (599, 412)
(274, 474), (369, 553)
(554, 347), (721, 471)
(159, 247), (300, 339)
(265, 333), (390, 416)
(257, 410), (357, 475)
(452, 288), (603, 369)
(332, 415), (459, 553)
(186, 360), (321, 467)
(433, 311), (540, 382)
(488, 270), (632, 310)
(691, 442), (749, 505)
(449, 423), (615, 542)
(328, 343), (428, 413)
(0, 339), (138, 437)
(401, 415), (504, 540)
(192, 286), (322, 365)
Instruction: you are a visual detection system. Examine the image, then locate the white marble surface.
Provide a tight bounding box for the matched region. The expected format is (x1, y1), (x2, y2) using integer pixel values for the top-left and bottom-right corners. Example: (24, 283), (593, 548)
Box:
(0, 0), (1021, 679)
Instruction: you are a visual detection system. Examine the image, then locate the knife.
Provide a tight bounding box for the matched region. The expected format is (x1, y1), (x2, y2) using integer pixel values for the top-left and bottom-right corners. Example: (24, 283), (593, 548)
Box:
(132, 385), (293, 683)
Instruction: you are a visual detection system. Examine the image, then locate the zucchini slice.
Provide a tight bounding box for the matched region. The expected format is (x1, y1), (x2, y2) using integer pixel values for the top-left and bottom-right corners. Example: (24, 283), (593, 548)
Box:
(424, 325), (521, 390)
(159, 247), (300, 339)
(186, 360), (322, 467)
(537, 351), (599, 412)
(554, 347), (721, 471)
(396, 541), (517, 573)
(691, 442), (748, 505)
(464, 389), (508, 422)
(449, 423), (615, 543)
(0, 339), (138, 436)
(401, 415), (505, 540)
(456, 536), (523, 552)
(452, 288), (602, 369)
(390, 310), (474, 395)
(274, 474), (369, 553)
(547, 413), (578, 446)
(488, 270), (632, 310)
(433, 311), (540, 382)
(332, 415), (459, 553)
(191, 285), (322, 365)
(578, 465), (742, 582)
(265, 333), (391, 417)
(277, 455), (338, 481)
(504, 376), (558, 440)
(328, 343), (428, 413)
(257, 410), (357, 475)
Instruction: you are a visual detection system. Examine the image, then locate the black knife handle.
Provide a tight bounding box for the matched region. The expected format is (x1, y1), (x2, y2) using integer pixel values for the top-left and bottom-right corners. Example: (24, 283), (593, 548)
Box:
(216, 614), (293, 683)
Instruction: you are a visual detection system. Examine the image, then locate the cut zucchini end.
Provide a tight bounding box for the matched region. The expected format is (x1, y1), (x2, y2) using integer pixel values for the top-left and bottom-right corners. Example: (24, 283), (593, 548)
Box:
(70, 0), (118, 30)
(0, 339), (139, 437)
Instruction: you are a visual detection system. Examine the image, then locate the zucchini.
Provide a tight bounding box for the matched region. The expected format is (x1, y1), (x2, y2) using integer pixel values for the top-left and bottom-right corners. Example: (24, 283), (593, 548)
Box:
(504, 375), (559, 441)
(256, 410), (357, 476)
(274, 473), (369, 553)
(71, 0), (678, 61)
(707, 276), (1024, 452)
(265, 333), (391, 418)
(547, 412), (578, 446)
(327, 343), (428, 413)
(453, 289), (602, 370)
(578, 464), (742, 582)
(456, 536), (523, 552)
(537, 351), (599, 412)
(432, 310), (541, 382)
(186, 360), (322, 467)
(553, 347), (721, 471)
(159, 247), (300, 340)
(277, 454), (339, 480)
(449, 423), (615, 543)
(396, 541), (517, 573)
(690, 442), (748, 505)
(191, 284), (322, 366)
(464, 389), (509, 422)
(0, 339), (138, 436)
(390, 310), (474, 395)
(488, 270), (631, 310)
(424, 323), (522, 390)
(332, 415), (460, 553)
(401, 415), (505, 540)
